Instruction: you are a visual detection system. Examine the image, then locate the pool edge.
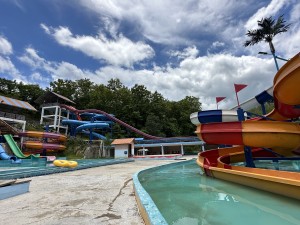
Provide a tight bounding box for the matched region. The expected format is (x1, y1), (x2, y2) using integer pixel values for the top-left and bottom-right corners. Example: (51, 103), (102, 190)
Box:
(133, 159), (195, 225)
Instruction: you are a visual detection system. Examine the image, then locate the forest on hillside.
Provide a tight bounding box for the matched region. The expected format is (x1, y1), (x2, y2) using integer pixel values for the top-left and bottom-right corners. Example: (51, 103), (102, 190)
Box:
(0, 78), (202, 138)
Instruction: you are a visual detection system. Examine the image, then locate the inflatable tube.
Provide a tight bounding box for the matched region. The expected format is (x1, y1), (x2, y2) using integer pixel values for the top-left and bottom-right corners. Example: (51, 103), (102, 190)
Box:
(53, 160), (78, 168)
(68, 161), (78, 168)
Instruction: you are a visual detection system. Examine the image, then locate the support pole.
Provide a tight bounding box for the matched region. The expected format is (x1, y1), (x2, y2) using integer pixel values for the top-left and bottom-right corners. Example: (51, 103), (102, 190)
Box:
(272, 52), (279, 71)
(261, 103), (266, 115)
(54, 106), (58, 130)
(235, 91), (240, 107)
(237, 108), (255, 168)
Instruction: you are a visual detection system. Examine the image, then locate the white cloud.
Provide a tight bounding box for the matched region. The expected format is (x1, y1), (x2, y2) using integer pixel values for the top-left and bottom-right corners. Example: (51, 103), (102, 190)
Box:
(18, 47), (102, 85)
(0, 36), (28, 82)
(78, 0), (258, 47)
(0, 56), (17, 73)
(0, 55), (27, 82)
(18, 48), (46, 68)
(11, 1), (299, 112)
(94, 51), (276, 110)
(30, 72), (43, 81)
(242, 0), (299, 58)
(19, 45), (279, 110)
(51, 62), (92, 81)
(40, 24), (155, 68)
(212, 41), (225, 48)
(168, 46), (199, 59)
(0, 36), (13, 55)
(276, 2), (300, 58)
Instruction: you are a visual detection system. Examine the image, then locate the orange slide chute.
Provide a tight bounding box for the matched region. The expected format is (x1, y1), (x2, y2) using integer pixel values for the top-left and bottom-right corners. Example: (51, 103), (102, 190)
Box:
(192, 52), (300, 200)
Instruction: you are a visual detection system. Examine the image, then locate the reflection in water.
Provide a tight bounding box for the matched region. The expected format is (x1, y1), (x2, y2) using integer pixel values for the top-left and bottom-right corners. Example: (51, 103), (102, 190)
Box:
(139, 160), (300, 225)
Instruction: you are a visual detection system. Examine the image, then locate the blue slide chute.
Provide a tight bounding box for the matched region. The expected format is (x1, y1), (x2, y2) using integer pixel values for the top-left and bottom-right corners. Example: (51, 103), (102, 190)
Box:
(0, 144), (22, 163)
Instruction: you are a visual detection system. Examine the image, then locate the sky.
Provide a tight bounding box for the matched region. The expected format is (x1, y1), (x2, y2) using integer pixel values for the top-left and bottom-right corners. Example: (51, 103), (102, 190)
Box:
(0, 0), (300, 110)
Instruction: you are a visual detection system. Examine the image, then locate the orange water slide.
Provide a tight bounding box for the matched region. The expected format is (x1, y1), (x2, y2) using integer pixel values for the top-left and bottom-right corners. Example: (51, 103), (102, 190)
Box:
(19, 131), (67, 152)
(194, 52), (300, 200)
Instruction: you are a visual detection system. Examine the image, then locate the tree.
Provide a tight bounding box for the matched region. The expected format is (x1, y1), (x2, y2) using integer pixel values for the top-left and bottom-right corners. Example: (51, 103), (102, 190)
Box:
(107, 78), (124, 91)
(171, 96), (201, 136)
(144, 113), (164, 136)
(74, 79), (95, 109)
(49, 79), (77, 101)
(0, 78), (18, 97)
(244, 15), (290, 70)
(17, 82), (45, 107)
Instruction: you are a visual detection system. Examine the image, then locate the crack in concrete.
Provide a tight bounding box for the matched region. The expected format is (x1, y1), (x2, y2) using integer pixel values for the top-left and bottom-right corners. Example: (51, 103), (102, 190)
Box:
(94, 212), (122, 220)
(108, 178), (132, 211)
(94, 178), (133, 220)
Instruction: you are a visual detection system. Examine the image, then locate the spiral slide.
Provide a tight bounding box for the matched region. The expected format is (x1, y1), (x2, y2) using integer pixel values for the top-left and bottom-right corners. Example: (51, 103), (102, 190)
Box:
(18, 131), (67, 152)
(191, 52), (300, 200)
(61, 105), (159, 139)
(61, 119), (109, 140)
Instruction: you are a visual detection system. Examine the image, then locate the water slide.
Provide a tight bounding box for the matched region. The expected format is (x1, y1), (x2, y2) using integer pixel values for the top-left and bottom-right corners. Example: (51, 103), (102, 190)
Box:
(191, 52), (300, 200)
(0, 145), (12, 160)
(18, 131), (67, 152)
(60, 104), (160, 139)
(3, 134), (39, 159)
(0, 144), (22, 163)
(61, 119), (109, 140)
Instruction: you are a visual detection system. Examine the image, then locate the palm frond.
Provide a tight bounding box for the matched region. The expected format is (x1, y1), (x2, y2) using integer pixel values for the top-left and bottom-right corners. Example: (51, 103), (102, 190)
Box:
(244, 14), (290, 51)
(273, 14), (291, 35)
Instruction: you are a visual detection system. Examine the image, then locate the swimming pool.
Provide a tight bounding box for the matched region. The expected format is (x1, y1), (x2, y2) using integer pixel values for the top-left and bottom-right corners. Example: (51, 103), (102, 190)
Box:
(138, 160), (300, 225)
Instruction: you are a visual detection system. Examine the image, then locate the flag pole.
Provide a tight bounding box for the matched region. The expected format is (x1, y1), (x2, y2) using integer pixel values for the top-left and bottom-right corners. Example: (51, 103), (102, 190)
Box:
(216, 97), (226, 109)
(234, 84), (247, 108)
(235, 91), (240, 107)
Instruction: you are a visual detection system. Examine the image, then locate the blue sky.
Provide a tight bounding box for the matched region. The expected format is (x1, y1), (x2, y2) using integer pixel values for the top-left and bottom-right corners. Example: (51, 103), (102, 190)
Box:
(0, 0), (300, 110)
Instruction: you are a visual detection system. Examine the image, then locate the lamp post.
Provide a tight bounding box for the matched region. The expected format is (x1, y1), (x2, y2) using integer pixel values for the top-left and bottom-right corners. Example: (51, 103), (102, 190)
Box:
(258, 52), (289, 71)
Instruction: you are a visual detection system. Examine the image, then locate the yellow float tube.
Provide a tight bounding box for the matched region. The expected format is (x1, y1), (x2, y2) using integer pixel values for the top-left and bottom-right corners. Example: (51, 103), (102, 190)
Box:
(53, 160), (78, 168)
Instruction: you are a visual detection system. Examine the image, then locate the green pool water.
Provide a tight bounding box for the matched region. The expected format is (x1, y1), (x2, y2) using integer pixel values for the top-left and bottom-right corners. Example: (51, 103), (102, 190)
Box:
(138, 160), (300, 225)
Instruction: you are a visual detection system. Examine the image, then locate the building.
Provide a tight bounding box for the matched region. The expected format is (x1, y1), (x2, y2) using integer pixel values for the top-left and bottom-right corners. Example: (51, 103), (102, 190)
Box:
(111, 138), (135, 158)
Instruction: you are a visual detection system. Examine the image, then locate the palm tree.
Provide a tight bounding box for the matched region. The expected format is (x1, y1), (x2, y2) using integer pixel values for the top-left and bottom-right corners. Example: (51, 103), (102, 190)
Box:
(244, 15), (290, 70)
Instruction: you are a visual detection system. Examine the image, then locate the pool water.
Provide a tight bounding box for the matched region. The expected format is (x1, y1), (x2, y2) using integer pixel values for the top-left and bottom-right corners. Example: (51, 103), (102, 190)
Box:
(139, 160), (300, 225)
(233, 160), (300, 172)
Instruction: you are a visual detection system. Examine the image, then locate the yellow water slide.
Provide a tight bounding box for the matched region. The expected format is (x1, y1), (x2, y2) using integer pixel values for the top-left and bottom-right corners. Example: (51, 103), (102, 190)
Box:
(195, 52), (300, 200)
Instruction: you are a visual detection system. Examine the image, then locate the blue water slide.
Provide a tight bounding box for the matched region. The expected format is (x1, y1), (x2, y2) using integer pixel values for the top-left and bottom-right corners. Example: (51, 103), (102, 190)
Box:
(76, 123), (109, 140)
(80, 112), (113, 123)
(0, 144), (11, 160)
(0, 144), (22, 163)
(62, 119), (109, 140)
(62, 119), (88, 126)
(75, 123), (109, 133)
(81, 130), (107, 140)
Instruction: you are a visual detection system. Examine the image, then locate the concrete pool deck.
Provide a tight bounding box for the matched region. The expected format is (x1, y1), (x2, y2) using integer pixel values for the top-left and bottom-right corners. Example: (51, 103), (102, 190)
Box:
(0, 157), (195, 225)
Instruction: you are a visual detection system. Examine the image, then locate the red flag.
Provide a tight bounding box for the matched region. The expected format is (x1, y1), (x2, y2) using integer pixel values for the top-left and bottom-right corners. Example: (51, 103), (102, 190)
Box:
(216, 97), (226, 103)
(234, 84), (247, 93)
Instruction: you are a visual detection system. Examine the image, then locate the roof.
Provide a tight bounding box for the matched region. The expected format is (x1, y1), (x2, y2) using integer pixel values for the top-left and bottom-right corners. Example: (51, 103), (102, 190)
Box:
(0, 119), (19, 135)
(35, 91), (75, 105)
(0, 95), (37, 111)
(111, 138), (135, 145)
